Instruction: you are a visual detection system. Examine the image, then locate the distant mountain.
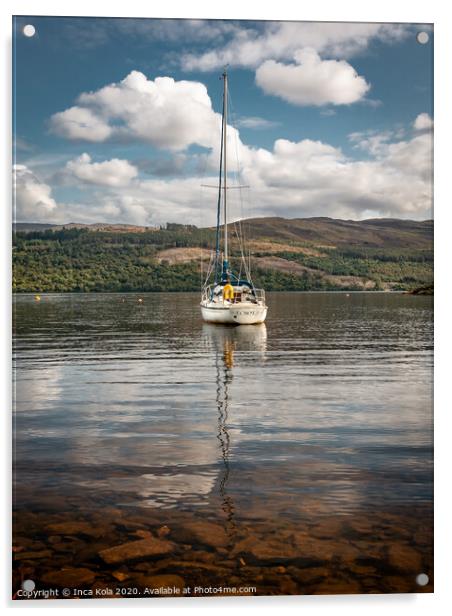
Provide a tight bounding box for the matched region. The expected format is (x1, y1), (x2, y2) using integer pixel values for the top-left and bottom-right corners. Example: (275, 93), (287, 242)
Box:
(14, 216), (433, 249)
(13, 222), (57, 232)
(13, 222), (156, 233)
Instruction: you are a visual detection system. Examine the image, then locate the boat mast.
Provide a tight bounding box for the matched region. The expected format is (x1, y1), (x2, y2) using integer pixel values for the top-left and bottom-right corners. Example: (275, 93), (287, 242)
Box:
(213, 81), (225, 286)
(222, 68), (228, 280)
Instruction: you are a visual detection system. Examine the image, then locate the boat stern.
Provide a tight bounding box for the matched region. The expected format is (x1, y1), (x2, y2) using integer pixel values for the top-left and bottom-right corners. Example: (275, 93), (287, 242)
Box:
(229, 303), (267, 325)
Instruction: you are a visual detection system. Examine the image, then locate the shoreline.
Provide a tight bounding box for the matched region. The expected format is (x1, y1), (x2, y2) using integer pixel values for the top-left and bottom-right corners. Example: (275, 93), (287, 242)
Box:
(12, 289), (427, 296)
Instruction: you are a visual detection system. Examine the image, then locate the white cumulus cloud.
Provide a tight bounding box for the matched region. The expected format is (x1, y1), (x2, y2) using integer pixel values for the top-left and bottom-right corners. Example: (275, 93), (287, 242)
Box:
(50, 71), (221, 150)
(13, 165), (58, 221)
(28, 71), (433, 226)
(414, 113), (433, 131)
(65, 153), (138, 187)
(239, 131), (432, 219)
(255, 48), (370, 106)
(16, 125), (432, 226)
(50, 106), (113, 141)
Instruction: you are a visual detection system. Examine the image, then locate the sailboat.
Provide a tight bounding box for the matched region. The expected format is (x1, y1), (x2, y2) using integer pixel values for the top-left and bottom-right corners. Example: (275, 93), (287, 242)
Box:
(200, 70), (268, 325)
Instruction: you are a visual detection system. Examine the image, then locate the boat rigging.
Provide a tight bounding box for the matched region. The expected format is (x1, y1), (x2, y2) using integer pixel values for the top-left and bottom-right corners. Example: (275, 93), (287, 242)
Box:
(200, 69), (268, 325)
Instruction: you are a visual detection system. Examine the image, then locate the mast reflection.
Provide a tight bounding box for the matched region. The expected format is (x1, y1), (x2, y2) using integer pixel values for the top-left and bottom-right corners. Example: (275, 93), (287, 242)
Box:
(215, 335), (235, 529)
(203, 324), (267, 534)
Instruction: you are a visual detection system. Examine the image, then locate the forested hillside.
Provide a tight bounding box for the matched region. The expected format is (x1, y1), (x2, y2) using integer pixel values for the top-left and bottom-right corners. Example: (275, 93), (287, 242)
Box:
(12, 218), (433, 293)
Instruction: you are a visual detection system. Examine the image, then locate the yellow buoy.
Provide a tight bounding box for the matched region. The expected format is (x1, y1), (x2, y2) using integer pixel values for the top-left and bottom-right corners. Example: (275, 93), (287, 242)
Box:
(34, 295), (41, 301)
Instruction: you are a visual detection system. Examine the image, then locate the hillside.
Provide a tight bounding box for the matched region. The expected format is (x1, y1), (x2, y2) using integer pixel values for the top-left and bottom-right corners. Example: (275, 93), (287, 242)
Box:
(12, 217), (433, 293)
(245, 217), (433, 249)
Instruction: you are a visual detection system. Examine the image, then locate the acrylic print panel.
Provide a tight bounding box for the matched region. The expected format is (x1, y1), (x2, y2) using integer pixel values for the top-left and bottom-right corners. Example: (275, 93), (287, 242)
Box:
(12, 16), (433, 600)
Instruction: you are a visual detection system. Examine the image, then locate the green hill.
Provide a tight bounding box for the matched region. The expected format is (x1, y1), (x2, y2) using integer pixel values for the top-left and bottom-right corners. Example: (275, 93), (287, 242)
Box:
(12, 217), (433, 293)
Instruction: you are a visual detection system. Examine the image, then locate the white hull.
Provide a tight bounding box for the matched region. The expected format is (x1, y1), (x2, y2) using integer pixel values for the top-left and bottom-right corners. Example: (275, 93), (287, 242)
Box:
(201, 301), (267, 325)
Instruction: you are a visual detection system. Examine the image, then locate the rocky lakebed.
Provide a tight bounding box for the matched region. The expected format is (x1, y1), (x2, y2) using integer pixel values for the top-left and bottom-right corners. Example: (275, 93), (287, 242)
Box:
(13, 503), (433, 600)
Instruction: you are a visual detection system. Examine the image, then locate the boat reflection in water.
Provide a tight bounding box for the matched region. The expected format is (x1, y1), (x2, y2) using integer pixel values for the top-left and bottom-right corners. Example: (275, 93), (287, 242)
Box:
(202, 323), (267, 534)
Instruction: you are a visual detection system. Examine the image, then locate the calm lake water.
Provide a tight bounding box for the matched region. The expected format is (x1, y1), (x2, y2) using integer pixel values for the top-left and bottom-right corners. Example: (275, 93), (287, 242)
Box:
(12, 292), (434, 596)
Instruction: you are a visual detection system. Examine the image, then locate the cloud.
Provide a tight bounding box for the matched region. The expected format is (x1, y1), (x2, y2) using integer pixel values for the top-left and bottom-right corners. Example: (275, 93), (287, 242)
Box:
(14, 136), (34, 152)
(320, 109), (336, 117)
(50, 71), (221, 151)
(255, 48), (370, 106)
(16, 123), (432, 226)
(239, 132), (432, 219)
(96, 178), (207, 226)
(182, 22), (411, 71)
(384, 134), (432, 182)
(50, 106), (113, 141)
(414, 113), (433, 131)
(65, 153), (138, 187)
(135, 153), (188, 177)
(13, 165), (58, 221)
(33, 72), (432, 226)
(348, 128), (405, 156)
(236, 116), (280, 129)
(113, 18), (240, 44)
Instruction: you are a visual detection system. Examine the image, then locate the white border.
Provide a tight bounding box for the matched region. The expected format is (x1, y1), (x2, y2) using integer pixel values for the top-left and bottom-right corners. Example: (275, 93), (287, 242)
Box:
(2, 1), (451, 614)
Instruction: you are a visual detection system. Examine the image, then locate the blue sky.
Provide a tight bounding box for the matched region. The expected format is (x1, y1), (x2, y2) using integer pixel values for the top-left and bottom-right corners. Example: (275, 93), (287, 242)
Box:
(13, 17), (433, 225)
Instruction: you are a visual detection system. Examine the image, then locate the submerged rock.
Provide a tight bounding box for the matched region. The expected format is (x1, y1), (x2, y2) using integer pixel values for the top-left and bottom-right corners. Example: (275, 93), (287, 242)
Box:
(41, 567), (96, 587)
(45, 521), (105, 538)
(99, 537), (175, 564)
(310, 577), (361, 595)
(348, 563), (378, 576)
(288, 566), (330, 585)
(172, 521), (228, 549)
(47, 535), (62, 545)
(387, 544), (423, 572)
(385, 575), (417, 592)
(265, 575), (299, 595)
(309, 518), (345, 539)
(350, 540), (384, 561)
(133, 530), (153, 539)
(156, 559), (229, 574)
(232, 535), (299, 563)
(14, 550), (52, 561)
(186, 550), (216, 563)
(112, 570), (130, 582)
(135, 574), (185, 592)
